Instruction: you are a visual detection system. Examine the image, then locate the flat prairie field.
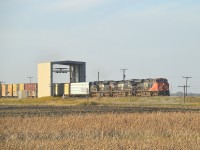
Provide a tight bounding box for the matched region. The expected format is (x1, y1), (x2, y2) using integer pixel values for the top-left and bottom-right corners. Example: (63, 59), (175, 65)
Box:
(1, 97), (200, 150)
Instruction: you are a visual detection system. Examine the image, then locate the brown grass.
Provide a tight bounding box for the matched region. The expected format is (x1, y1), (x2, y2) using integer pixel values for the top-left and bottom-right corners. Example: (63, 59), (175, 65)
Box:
(1, 96), (200, 108)
(1, 112), (200, 150)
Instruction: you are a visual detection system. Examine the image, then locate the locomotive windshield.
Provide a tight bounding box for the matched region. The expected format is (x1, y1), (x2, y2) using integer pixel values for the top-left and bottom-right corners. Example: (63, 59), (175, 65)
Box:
(156, 79), (168, 83)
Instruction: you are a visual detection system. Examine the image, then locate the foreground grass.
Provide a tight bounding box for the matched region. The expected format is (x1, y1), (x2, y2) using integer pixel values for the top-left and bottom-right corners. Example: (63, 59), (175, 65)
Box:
(0, 96), (200, 108)
(1, 112), (200, 150)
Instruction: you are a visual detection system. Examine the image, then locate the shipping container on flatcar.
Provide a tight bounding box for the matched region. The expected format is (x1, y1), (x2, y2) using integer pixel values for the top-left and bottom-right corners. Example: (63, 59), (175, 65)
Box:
(1, 84), (6, 97)
(1, 84), (13, 97)
(54, 83), (64, 96)
(13, 84), (20, 97)
(8, 84), (13, 97)
(70, 82), (90, 96)
(24, 83), (37, 97)
(64, 83), (70, 96)
(19, 83), (25, 91)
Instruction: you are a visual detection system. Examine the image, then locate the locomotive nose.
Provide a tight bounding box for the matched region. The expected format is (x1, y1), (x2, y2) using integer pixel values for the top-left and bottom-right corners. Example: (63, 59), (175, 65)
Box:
(159, 83), (169, 91)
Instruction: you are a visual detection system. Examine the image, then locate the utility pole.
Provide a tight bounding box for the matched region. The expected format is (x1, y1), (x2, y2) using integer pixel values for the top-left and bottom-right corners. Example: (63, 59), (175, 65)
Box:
(27, 77), (33, 84)
(178, 85), (190, 103)
(98, 72), (99, 82)
(120, 68), (128, 81)
(182, 76), (192, 96)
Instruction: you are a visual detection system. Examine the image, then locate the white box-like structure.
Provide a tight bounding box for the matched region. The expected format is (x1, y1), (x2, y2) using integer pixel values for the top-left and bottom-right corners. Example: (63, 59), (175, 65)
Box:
(70, 82), (90, 95)
(38, 61), (86, 98)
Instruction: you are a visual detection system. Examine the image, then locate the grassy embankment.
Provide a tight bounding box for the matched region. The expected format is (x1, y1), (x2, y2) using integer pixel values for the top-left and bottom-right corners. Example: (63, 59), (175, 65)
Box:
(0, 96), (200, 107)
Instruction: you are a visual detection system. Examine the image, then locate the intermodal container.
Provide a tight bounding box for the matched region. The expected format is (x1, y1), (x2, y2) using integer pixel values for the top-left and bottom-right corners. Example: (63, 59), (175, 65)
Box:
(1, 84), (6, 97)
(64, 83), (70, 95)
(18, 90), (29, 99)
(8, 84), (13, 97)
(0, 84), (2, 97)
(24, 83), (37, 97)
(13, 84), (20, 97)
(19, 84), (25, 91)
(1, 84), (13, 97)
(70, 82), (90, 95)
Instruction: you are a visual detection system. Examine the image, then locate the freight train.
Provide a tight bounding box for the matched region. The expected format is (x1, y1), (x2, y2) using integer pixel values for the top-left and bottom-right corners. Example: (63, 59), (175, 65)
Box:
(53, 78), (170, 97)
(0, 78), (170, 98)
(0, 83), (37, 98)
(70, 78), (170, 97)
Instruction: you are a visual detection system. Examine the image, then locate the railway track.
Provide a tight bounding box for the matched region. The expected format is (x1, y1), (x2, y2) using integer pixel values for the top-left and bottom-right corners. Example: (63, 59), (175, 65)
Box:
(0, 105), (200, 117)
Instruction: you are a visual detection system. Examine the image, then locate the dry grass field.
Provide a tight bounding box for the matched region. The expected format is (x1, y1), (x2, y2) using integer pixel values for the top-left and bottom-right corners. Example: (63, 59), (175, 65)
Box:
(1, 97), (200, 149)
(1, 112), (200, 150)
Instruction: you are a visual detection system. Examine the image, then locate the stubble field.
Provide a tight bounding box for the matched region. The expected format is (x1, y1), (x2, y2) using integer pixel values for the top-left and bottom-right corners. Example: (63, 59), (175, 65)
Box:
(1, 97), (200, 150)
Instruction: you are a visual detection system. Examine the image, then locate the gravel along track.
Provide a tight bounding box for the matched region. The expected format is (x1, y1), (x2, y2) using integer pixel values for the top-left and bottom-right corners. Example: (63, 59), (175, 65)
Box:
(1, 105), (200, 117)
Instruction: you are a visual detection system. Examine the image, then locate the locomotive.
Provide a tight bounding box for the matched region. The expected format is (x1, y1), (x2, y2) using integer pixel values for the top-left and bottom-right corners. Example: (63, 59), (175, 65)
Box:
(89, 78), (170, 97)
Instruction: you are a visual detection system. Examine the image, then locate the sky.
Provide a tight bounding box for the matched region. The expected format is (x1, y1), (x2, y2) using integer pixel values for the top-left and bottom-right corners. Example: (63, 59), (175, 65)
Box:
(0, 0), (200, 93)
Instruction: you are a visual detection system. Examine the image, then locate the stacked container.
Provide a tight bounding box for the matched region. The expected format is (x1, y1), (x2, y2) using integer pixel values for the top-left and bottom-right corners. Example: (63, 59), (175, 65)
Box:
(24, 83), (37, 97)
(64, 83), (70, 96)
(19, 83), (25, 91)
(18, 90), (29, 99)
(1, 84), (13, 97)
(13, 84), (20, 97)
(70, 82), (90, 96)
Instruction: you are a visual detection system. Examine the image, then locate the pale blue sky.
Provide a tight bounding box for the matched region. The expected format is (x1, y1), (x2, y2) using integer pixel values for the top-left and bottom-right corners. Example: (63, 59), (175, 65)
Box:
(0, 0), (200, 93)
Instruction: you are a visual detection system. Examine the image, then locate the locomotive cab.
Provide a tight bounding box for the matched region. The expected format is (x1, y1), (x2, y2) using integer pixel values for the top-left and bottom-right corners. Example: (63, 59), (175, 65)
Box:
(149, 78), (170, 96)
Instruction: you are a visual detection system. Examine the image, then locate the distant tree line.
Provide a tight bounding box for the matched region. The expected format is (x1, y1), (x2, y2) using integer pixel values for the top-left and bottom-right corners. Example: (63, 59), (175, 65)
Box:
(171, 92), (200, 96)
